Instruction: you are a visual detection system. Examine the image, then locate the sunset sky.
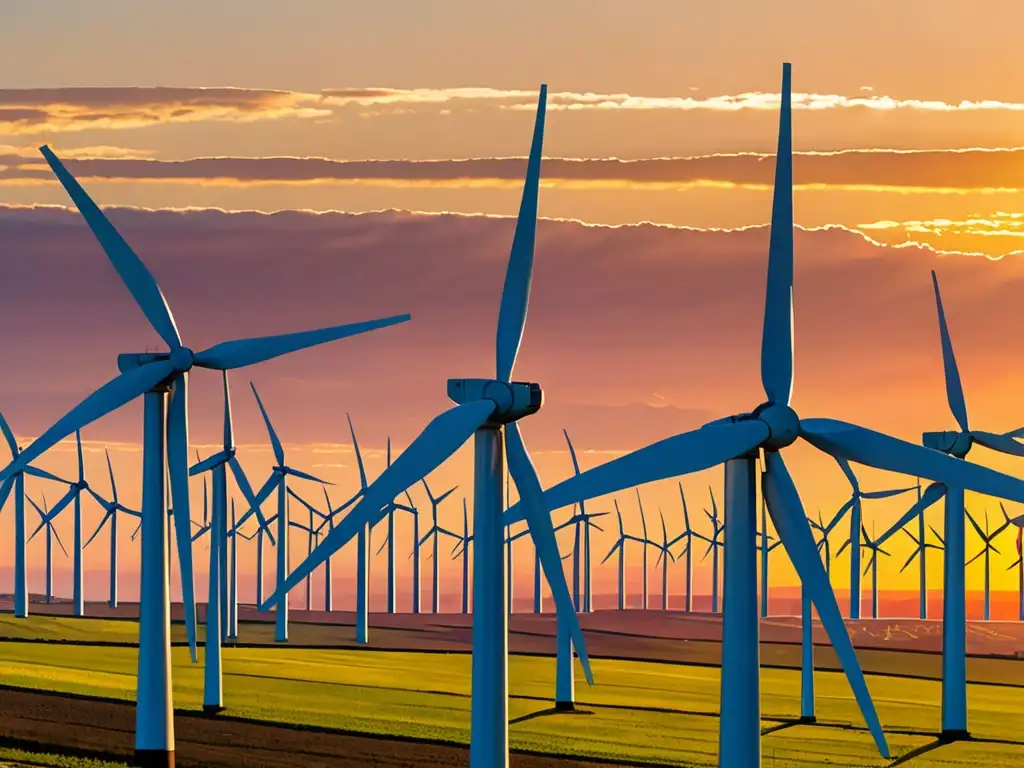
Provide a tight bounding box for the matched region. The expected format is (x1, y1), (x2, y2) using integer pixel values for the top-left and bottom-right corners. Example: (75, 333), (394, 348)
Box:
(3, 1), (1024, 614)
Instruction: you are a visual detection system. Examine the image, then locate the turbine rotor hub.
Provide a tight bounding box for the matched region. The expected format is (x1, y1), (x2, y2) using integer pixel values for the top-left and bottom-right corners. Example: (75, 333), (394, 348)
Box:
(753, 402), (800, 450)
(168, 346), (194, 373)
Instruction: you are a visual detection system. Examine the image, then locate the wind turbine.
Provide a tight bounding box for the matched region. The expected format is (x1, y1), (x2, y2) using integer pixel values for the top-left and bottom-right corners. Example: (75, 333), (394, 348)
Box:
(899, 482), (942, 620)
(26, 493), (67, 604)
(452, 497), (472, 614)
(602, 499), (644, 610)
(191, 373), (269, 639)
(860, 523), (890, 619)
(502, 63), (1024, 766)
(668, 484), (698, 612)
(30, 430), (103, 617)
(0, 409), (69, 619)
(261, 86), (594, 767)
(636, 489), (653, 609)
(654, 510), (676, 610)
(187, 476), (227, 714)
(877, 268), (1024, 740)
(243, 383), (332, 642)
(564, 430), (602, 612)
(83, 449), (141, 608)
(701, 488), (725, 613)
(966, 507), (1010, 621)
(0, 146), (409, 766)
(1007, 527), (1024, 621)
(288, 488), (334, 610)
(419, 478), (460, 614)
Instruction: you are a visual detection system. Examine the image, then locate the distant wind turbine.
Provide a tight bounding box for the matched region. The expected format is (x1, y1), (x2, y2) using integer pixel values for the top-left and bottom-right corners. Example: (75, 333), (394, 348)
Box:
(966, 507), (1010, 621)
(701, 488), (725, 613)
(26, 493), (67, 604)
(419, 478), (460, 614)
(654, 510), (676, 609)
(83, 449), (140, 609)
(667, 484), (698, 612)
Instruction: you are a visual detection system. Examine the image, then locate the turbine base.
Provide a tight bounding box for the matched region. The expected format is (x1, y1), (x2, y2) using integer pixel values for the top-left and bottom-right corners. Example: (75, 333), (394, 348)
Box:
(202, 704), (225, 716)
(939, 729), (971, 743)
(554, 701), (575, 711)
(799, 715), (817, 724)
(134, 749), (174, 768)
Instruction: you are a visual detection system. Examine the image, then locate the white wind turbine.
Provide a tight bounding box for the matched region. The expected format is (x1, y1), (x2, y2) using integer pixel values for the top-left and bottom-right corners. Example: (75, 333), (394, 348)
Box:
(504, 63), (1024, 766)
(876, 268), (1024, 740)
(261, 85), (594, 767)
(0, 147), (410, 767)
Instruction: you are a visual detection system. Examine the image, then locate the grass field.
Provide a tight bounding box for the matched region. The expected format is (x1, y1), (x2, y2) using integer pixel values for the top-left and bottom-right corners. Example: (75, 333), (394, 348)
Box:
(0, 746), (126, 768)
(0, 616), (1022, 766)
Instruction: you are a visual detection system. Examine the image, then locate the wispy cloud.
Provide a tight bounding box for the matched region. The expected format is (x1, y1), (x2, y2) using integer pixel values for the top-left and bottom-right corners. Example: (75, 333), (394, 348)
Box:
(7, 147), (1024, 193)
(0, 87), (330, 134)
(6, 84), (1024, 135)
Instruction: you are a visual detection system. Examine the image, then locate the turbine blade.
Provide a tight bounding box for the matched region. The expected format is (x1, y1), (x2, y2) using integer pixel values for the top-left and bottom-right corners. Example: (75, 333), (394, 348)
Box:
(861, 486), (916, 500)
(166, 374), (198, 661)
(876, 482), (946, 546)
(931, 271), (970, 433)
(0, 409), (17, 456)
(284, 467), (331, 484)
(250, 383), (284, 466)
(227, 456), (276, 545)
(105, 449), (117, 502)
(24, 466), (70, 485)
(506, 420), (592, 684)
(40, 146), (181, 349)
(504, 420), (769, 526)
(52, 525), (69, 558)
(84, 509), (113, 549)
(189, 450), (229, 476)
(347, 413), (369, 489)
(221, 371), (234, 451)
(763, 451), (889, 758)
(0, 361), (175, 485)
(971, 430), (1024, 458)
(495, 85), (547, 383)
(800, 418), (1024, 504)
(259, 400), (495, 609)
(195, 315), (411, 371)
(759, 63), (795, 406)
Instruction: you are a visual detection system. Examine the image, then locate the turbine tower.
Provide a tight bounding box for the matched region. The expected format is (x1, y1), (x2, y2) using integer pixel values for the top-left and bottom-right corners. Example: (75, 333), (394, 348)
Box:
(701, 489), (725, 613)
(0, 145), (410, 767)
(504, 62), (1024, 767)
(261, 85), (594, 768)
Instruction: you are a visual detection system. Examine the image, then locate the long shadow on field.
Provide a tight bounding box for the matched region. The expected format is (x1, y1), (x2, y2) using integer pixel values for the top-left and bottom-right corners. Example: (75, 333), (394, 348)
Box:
(510, 708), (595, 726)
(888, 738), (947, 766)
(760, 718), (803, 736)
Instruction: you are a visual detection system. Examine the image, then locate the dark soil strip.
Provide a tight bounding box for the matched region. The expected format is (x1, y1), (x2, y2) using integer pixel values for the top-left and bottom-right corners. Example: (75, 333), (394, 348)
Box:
(0, 686), (667, 768)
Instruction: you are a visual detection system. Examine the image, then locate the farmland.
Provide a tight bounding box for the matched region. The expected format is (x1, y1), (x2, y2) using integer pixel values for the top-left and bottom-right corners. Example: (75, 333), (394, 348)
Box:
(0, 614), (1022, 766)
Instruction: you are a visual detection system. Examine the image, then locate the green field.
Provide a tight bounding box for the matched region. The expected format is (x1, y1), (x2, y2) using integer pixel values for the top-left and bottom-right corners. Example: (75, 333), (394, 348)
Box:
(0, 617), (1022, 766)
(0, 746), (126, 768)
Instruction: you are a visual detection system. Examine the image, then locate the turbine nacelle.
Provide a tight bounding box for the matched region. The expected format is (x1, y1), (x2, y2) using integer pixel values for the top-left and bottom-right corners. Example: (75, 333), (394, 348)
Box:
(447, 378), (542, 426)
(923, 430), (972, 458)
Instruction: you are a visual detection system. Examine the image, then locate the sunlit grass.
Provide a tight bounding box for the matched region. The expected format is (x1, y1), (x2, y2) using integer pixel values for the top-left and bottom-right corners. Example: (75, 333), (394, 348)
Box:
(1, 629), (1023, 766)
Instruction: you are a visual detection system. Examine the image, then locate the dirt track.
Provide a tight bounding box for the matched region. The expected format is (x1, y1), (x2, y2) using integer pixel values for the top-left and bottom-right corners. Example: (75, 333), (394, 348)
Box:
(0, 687), (635, 768)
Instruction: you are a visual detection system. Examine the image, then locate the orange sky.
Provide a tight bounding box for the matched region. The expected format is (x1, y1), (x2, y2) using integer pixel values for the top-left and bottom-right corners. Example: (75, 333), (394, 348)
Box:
(2, 1), (1024, 610)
